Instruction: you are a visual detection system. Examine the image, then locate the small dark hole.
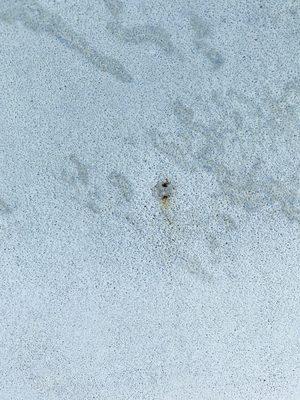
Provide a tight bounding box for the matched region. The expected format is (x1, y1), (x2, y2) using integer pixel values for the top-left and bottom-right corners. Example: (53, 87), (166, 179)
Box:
(162, 195), (169, 200)
(162, 180), (169, 188)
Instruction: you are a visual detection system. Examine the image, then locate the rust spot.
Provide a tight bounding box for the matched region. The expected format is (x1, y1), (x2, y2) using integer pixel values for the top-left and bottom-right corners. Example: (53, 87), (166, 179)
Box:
(161, 194), (169, 208)
(154, 178), (174, 209)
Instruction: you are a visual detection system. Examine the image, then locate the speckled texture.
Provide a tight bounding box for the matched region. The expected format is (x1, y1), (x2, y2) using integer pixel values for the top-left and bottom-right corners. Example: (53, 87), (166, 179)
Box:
(0, 1), (299, 399)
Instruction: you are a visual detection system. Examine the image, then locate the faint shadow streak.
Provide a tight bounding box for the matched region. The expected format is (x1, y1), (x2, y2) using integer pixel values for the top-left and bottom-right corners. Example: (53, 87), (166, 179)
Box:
(0, 0), (133, 83)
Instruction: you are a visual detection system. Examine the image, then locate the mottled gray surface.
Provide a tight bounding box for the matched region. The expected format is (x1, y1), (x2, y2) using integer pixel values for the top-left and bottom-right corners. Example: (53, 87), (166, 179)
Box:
(0, 0), (299, 399)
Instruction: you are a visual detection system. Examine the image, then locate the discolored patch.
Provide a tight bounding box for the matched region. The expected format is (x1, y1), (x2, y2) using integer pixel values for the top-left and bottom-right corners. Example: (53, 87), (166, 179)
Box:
(154, 178), (174, 208)
(0, 0), (133, 83)
(108, 171), (133, 203)
(107, 21), (176, 55)
(0, 197), (11, 215)
(103, 0), (124, 17)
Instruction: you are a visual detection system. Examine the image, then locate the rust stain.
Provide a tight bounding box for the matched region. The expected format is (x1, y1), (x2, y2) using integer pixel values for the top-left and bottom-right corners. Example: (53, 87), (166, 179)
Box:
(161, 194), (170, 208)
(154, 178), (174, 210)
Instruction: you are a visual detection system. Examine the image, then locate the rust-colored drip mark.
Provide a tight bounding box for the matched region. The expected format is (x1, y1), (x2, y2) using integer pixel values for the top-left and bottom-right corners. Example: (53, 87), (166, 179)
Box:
(161, 194), (170, 208)
(154, 178), (173, 209)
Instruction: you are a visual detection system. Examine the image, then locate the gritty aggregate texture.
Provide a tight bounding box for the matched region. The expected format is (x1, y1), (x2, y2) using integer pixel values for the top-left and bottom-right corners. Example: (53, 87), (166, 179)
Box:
(0, 0), (299, 399)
